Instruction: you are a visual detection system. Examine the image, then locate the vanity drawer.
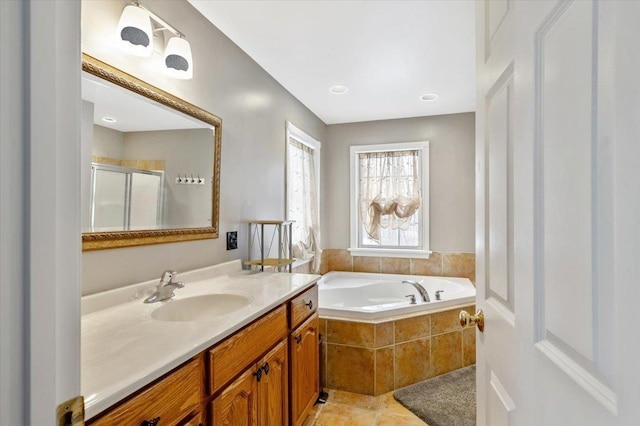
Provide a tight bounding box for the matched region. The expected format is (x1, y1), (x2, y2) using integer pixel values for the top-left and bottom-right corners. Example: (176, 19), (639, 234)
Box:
(289, 285), (318, 329)
(90, 356), (203, 426)
(208, 305), (287, 395)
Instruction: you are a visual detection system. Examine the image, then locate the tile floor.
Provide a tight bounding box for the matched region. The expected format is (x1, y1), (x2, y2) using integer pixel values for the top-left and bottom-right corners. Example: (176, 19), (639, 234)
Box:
(303, 388), (428, 426)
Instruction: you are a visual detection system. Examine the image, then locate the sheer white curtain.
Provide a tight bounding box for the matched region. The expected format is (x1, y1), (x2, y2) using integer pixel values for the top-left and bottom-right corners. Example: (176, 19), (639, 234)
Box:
(359, 150), (421, 242)
(287, 138), (321, 272)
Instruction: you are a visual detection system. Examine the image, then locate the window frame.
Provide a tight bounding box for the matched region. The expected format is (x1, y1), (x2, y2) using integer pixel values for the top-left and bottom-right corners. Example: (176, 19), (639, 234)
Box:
(349, 141), (430, 258)
(285, 121), (321, 266)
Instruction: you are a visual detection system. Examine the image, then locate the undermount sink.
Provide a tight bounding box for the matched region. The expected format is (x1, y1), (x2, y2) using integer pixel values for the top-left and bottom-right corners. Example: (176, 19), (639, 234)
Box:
(151, 294), (250, 322)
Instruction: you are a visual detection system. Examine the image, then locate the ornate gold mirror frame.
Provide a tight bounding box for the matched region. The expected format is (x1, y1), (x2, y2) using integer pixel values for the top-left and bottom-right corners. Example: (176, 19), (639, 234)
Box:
(81, 54), (221, 251)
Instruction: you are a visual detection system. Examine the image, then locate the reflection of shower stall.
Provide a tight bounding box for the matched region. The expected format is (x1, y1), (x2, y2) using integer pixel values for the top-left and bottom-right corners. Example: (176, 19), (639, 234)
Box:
(90, 163), (164, 231)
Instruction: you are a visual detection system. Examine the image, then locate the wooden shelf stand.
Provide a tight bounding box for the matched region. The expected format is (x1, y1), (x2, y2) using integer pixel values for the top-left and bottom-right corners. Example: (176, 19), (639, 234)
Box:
(245, 220), (295, 272)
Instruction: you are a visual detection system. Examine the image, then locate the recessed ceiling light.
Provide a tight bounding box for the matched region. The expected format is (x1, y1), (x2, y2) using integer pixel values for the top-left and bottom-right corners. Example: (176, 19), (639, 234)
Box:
(329, 85), (348, 94)
(102, 117), (116, 123)
(420, 93), (439, 101)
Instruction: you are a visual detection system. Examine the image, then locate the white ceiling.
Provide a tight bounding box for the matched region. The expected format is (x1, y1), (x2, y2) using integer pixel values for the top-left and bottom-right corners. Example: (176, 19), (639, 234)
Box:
(189, 0), (476, 124)
(82, 72), (209, 132)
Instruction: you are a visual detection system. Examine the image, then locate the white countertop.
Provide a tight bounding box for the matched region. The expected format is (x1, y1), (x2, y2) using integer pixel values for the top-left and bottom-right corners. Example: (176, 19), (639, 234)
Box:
(82, 268), (319, 419)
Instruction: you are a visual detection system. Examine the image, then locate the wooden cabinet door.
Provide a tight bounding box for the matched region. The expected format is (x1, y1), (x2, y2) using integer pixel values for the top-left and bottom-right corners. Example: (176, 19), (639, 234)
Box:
(211, 368), (258, 426)
(257, 340), (288, 426)
(289, 314), (319, 426)
(89, 357), (203, 426)
(181, 411), (204, 426)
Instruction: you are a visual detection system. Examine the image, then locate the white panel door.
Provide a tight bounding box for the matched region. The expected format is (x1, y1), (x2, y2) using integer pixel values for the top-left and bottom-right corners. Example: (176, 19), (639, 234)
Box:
(476, 1), (640, 425)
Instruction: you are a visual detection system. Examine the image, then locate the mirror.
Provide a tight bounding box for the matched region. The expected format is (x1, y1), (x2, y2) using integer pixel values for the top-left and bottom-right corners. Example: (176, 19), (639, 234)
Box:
(81, 54), (221, 250)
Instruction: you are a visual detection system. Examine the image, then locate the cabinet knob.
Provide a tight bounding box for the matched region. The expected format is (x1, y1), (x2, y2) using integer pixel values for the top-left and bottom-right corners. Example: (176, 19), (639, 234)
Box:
(253, 368), (262, 382)
(295, 334), (302, 344)
(141, 417), (160, 426)
(262, 362), (270, 375)
(305, 300), (313, 310)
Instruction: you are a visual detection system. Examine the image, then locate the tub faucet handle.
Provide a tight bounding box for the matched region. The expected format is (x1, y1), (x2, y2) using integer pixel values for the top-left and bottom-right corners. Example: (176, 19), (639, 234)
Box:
(435, 290), (444, 300)
(405, 294), (417, 305)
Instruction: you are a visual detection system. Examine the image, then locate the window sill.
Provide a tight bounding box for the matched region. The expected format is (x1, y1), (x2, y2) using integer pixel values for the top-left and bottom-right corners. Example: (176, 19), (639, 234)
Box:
(348, 248), (431, 259)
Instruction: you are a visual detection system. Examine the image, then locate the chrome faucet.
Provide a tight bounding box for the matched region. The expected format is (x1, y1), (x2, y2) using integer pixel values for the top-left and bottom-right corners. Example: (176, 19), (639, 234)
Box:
(402, 280), (430, 303)
(144, 270), (185, 304)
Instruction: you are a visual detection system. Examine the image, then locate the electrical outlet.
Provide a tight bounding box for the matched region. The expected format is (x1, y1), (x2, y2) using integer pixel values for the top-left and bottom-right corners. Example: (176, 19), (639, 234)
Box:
(226, 231), (238, 250)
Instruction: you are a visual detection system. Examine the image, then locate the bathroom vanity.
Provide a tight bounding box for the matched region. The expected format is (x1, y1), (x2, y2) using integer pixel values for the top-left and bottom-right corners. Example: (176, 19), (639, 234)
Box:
(82, 263), (319, 426)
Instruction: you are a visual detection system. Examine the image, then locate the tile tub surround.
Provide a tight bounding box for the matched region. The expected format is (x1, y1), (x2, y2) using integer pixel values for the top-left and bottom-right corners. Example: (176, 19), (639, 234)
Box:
(320, 249), (476, 283)
(321, 305), (476, 396)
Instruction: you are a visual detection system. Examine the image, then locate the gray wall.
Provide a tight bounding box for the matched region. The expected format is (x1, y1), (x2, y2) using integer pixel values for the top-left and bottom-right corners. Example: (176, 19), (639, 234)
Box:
(93, 124), (125, 159)
(323, 113), (475, 253)
(82, 0), (326, 294)
(124, 129), (213, 227)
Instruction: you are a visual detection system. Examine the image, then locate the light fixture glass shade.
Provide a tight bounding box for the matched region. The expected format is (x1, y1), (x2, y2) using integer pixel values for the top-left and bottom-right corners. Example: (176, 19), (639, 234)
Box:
(116, 5), (153, 57)
(164, 37), (193, 80)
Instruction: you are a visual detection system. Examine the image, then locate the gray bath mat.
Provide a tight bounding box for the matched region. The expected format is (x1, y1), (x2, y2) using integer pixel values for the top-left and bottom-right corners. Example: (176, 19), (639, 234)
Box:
(394, 365), (476, 426)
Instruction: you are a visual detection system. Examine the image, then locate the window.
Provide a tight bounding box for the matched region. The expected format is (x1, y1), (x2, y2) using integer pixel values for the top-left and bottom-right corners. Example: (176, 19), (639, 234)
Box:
(349, 141), (430, 258)
(286, 122), (321, 271)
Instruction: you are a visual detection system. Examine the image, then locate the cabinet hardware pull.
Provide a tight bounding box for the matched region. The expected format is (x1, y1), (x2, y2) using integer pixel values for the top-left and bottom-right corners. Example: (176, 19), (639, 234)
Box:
(305, 300), (313, 309)
(141, 417), (160, 426)
(262, 362), (270, 375)
(253, 368), (262, 382)
(295, 334), (302, 344)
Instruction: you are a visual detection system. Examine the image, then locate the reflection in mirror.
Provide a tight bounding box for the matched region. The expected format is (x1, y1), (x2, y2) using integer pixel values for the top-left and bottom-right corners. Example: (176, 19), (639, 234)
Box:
(81, 54), (221, 250)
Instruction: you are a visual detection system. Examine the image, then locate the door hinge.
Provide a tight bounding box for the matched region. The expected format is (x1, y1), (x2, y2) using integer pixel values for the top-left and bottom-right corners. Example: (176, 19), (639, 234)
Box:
(56, 396), (84, 426)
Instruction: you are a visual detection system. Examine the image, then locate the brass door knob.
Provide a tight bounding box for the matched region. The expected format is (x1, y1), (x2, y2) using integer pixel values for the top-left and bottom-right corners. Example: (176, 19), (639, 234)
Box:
(459, 309), (484, 332)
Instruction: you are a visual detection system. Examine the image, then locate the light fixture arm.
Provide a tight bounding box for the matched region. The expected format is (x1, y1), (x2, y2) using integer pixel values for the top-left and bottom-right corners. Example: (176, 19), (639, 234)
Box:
(133, 2), (185, 39)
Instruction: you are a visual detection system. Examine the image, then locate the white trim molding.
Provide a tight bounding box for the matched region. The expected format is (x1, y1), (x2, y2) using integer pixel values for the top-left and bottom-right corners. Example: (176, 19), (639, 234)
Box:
(349, 141), (430, 258)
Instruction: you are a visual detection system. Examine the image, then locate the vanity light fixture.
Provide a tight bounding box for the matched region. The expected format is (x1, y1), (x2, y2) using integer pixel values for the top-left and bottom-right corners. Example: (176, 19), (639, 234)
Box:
(329, 85), (348, 94)
(164, 36), (193, 80)
(420, 93), (439, 101)
(117, 3), (194, 80)
(117, 4), (154, 57)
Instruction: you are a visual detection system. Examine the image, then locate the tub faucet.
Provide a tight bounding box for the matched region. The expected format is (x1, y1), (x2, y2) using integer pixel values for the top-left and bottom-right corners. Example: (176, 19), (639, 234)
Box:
(144, 270), (185, 304)
(402, 280), (430, 303)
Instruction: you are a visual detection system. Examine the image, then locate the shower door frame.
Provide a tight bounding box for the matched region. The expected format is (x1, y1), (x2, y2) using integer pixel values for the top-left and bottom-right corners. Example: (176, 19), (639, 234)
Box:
(90, 163), (165, 231)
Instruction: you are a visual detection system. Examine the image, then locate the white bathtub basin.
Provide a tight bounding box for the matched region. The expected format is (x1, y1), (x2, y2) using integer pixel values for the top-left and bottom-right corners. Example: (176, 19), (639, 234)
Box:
(319, 272), (475, 320)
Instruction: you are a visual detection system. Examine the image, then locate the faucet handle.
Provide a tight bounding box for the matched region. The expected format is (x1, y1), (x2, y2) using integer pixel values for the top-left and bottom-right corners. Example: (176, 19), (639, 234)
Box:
(405, 294), (417, 304)
(160, 270), (177, 284)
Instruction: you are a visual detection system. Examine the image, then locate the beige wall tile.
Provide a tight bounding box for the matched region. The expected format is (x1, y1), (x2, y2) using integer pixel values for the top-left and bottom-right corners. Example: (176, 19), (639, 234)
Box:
(375, 347), (395, 396)
(353, 256), (381, 273)
(375, 322), (394, 348)
(462, 327), (476, 366)
(321, 342), (328, 388)
(431, 306), (473, 335)
(410, 251), (443, 276)
(326, 345), (375, 395)
(394, 315), (431, 343)
(431, 331), (463, 376)
(323, 249), (353, 272)
(327, 320), (375, 348)
(443, 252), (476, 281)
(320, 318), (327, 339)
(320, 320), (329, 387)
(380, 257), (411, 274)
(394, 338), (431, 388)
